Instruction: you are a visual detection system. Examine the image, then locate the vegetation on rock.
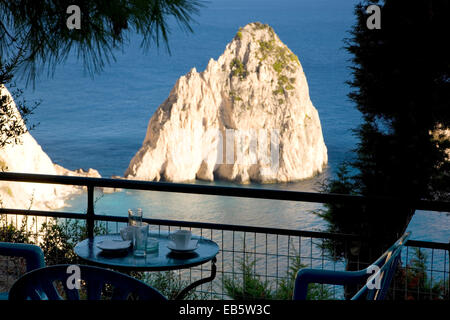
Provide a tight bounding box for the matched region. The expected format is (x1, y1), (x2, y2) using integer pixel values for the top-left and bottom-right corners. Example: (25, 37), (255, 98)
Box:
(230, 58), (248, 80)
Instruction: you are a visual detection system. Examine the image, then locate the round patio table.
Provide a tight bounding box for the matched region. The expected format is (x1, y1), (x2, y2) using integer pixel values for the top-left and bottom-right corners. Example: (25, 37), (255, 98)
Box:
(74, 231), (219, 299)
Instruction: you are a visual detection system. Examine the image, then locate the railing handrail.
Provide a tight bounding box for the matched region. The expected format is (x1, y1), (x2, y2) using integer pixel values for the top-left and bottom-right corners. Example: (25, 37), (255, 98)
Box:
(1, 172), (450, 212)
(0, 208), (448, 251)
(0, 208), (359, 240)
(1, 171), (449, 250)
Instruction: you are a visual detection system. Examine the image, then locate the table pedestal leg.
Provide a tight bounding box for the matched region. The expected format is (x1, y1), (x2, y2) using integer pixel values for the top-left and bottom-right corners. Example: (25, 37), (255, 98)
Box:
(175, 257), (217, 300)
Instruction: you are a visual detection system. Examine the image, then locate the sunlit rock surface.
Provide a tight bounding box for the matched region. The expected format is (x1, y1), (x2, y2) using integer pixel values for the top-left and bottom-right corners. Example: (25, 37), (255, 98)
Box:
(126, 22), (328, 183)
(0, 85), (100, 210)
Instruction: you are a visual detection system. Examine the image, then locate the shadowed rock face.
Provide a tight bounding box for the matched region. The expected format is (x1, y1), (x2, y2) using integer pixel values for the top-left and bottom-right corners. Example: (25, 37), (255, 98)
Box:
(125, 22), (328, 184)
(0, 85), (100, 210)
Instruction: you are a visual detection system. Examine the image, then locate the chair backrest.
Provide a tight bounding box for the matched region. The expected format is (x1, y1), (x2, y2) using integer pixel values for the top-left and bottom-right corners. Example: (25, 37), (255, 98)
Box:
(0, 242), (46, 272)
(292, 232), (410, 300)
(8, 264), (167, 301)
(0, 242), (46, 299)
(351, 232), (410, 300)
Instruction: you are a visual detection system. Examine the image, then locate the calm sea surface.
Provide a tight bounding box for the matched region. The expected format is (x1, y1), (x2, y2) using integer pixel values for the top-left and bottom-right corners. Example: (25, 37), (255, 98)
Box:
(19, 0), (448, 242)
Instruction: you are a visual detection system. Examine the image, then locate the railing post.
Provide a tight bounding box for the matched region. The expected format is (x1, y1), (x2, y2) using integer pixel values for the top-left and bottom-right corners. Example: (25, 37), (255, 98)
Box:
(87, 185), (95, 240)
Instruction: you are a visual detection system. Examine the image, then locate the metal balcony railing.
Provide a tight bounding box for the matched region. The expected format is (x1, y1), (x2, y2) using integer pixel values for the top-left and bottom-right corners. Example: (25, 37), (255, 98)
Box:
(0, 172), (449, 300)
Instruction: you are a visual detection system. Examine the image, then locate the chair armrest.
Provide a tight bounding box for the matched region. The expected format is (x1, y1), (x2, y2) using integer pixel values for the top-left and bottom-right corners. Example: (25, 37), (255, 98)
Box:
(293, 268), (368, 300)
(0, 242), (46, 271)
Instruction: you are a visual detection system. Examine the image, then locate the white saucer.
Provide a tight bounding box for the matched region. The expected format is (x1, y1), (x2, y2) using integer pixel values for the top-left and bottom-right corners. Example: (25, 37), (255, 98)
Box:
(167, 240), (199, 253)
(96, 239), (131, 251)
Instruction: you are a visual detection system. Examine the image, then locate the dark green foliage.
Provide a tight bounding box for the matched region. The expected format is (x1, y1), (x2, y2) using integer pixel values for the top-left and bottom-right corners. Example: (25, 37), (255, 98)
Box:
(0, 215), (34, 244)
(223, 253), (332, 300)
(392, 248), (449, 300)
(272, 255), (332, 300)
(0, 0), (203, 151)
(38, 219), (108, 265)
(236, 27), (243, 40)
(273, 75), (294, 97)
(229, 90), (242, 102)
(38, 219), (79, 265)
(258, 40), (275, 61)
(319, 0), (450, 264)
(345, 0), (450, 201)
(272, 86), (285, 96)
(272, 48), (297, 74)
(272, 60), (284, 74)
(252, 22), (272, 32)
(230, 58), (248, 80)
(0, 0), (204, 82)
(0, 216), (107, 265)
(263, 44), (298, 96)
(316, 164), (365, 261)
(0, 51), (40, 148)
(0, 83), (39, 148)
(223, 256), (273, 300)
(144, 271), (210, 300)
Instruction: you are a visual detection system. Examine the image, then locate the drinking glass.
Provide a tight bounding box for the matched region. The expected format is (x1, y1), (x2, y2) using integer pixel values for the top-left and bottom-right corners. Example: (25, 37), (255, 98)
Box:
(146, 237), (159, 253)
(128, 208), (143, 226)
(133, 223), (148, 257)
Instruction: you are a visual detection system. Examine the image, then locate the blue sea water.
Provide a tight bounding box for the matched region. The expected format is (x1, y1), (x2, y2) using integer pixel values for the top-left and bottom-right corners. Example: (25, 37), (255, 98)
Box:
(18, 0), (448, 242)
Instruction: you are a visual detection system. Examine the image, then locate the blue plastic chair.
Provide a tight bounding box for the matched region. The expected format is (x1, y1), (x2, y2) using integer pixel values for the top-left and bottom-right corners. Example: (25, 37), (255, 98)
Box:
(293, 232), (410, 300)
(0, 242), (46, 299)
(8, 264), (167, 300)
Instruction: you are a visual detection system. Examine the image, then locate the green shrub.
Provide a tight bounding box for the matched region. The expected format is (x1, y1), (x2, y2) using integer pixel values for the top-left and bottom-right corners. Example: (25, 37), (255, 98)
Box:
(273, 86), (285, 96)
(392, 248), (449, 300)
(0, 215), (107, 265)
(272, 60), (284, 74)
(274, 255), (332, 300)
(230, 58), (248, 80)
(223, 252), (332, 300)
(229, 90), (242, 102)
(285, 83), (295, 91)
(258, 40), (275, 62)
(143, 271), (211, 300)
(236, 27), (243, 40)
(252, 22), (268, 30)
(0, 214), (34, 243)
(224, 256), (273, 300)
(38, 218), (109, 265)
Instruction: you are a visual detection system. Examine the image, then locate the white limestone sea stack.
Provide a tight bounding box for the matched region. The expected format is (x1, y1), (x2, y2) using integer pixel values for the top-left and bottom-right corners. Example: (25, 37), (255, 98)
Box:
(0, 85), (100, 210)
(125, 22), (328, 183)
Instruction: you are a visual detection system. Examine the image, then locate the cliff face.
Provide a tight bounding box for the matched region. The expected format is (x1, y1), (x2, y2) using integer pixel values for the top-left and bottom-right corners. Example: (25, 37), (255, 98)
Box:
(125, 22), (328, 183)
(0, 85), (100, 210)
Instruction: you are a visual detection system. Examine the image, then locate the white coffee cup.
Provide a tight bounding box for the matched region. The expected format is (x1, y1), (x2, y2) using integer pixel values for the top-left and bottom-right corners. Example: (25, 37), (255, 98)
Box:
(169, 230), (192, 249)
